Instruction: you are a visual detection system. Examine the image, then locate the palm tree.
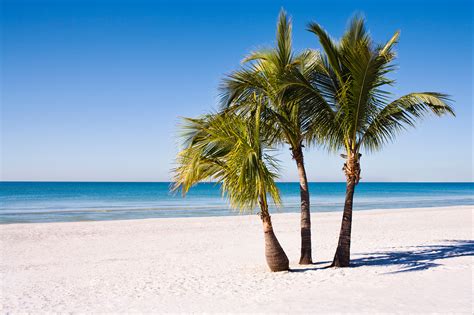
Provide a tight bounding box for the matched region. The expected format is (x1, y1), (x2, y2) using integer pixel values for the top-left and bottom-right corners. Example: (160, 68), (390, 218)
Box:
(221, 10), (324, 264)
(173, 105), (289, 272)
(291, 16), (455, 267)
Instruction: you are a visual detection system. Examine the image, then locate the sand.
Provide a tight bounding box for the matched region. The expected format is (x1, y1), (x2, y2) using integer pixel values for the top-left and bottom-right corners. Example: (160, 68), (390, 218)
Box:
(0, 205), (472, 313)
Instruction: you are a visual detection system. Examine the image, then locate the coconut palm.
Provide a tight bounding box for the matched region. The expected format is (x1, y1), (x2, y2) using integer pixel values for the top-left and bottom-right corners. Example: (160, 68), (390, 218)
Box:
(291, 16), (455, 267)
(173, 106), (289, 272)
(221, 10), (324, 264)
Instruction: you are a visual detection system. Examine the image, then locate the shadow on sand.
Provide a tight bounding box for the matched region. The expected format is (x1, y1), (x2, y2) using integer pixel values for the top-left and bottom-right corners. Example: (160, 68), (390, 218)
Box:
(289, 260), (332, 273)
(351, 239), (474, 273)
(290, 240), (474, 274)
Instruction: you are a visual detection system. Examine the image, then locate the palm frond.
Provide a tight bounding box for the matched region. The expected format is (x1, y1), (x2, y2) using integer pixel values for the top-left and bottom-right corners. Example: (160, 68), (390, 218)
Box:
(173, 110), (282, 213)
(307, 21), (343, 83)
(304, 14), (455, 157)
(340, 14), (370, 49)
(361, 92), (454, 151)
(220, 9), (330, 149)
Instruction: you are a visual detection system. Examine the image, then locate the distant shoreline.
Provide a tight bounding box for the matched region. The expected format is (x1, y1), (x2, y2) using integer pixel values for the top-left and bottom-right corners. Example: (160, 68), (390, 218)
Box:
(1, 204), (473, 225)
(1, 204), (471, 226)
(1, 182), (473, 224)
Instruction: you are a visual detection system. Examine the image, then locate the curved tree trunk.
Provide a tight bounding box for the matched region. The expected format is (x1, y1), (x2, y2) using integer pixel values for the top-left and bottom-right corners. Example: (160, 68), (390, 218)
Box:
(260, 201), (289, 272)
(292, 145), (312, 264)
(331, 154), (360, 267)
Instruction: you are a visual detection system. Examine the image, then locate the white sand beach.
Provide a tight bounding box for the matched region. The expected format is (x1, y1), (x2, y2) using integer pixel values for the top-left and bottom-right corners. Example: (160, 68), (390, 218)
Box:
(1, 205), (472, 313)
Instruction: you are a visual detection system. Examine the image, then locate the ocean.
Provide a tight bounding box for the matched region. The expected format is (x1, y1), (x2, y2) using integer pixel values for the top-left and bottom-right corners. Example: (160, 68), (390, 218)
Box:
(0, 182), (472, 223)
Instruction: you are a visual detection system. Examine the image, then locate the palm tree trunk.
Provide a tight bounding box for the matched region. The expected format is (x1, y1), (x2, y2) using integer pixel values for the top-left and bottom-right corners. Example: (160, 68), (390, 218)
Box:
(260, 200), (289, 272)
(331, 154), (360, 267)
(292, 145), (312, 264)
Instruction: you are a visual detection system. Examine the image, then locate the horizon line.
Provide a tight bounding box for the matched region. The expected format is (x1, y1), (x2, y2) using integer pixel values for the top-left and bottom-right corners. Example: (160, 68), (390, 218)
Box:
(1, 180), (473, 184)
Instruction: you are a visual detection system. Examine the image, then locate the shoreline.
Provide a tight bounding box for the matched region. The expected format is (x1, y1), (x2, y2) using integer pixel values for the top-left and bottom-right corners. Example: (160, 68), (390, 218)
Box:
(1, 204), (472, 225)
(1, 205), (472, 313)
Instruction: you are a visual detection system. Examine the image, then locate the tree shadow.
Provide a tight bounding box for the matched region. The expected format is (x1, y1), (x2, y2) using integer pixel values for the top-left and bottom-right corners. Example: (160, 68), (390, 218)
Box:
(350, 239), (474, 273)
(289, 260), (332, 272)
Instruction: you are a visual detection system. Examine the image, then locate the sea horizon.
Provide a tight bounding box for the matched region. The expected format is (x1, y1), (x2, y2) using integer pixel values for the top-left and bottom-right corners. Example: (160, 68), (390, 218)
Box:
(2, 180), (473, 183)
(2, 181), (473, 224)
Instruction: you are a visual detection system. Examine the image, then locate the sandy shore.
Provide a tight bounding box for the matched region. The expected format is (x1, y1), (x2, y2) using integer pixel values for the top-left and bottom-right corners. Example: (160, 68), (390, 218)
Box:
(1, 206), (472, 313)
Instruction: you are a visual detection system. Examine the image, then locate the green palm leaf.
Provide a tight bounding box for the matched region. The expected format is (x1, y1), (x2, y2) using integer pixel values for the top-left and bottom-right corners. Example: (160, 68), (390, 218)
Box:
(173, 108), (281, 212)
(362, 92), (454, 151)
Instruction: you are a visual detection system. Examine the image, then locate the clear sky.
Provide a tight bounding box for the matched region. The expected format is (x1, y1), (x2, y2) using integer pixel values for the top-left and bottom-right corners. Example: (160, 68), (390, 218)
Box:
(1, 0), (472, 182)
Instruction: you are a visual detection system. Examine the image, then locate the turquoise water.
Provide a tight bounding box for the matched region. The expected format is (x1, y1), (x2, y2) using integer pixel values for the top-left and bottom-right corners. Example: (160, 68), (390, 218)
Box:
(0, 182), (472, 223)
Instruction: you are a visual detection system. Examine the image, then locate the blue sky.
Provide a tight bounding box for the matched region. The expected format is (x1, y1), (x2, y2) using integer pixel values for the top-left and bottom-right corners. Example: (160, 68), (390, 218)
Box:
(1, 0), (472, 182)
